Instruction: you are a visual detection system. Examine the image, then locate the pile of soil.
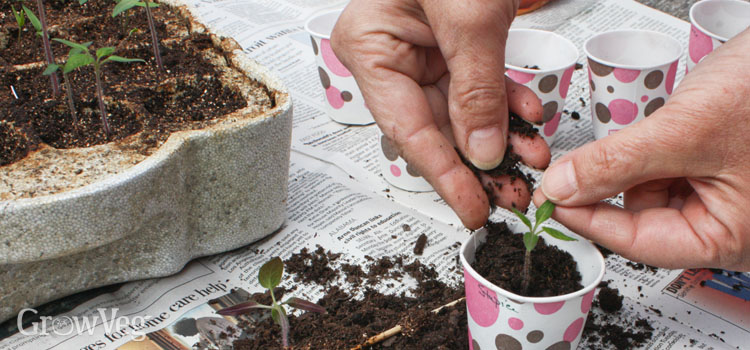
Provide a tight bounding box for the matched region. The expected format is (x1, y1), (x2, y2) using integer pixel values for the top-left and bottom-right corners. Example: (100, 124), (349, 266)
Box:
(580, 284), (654, 349)
(231, 247), (467, 349)
(472, 221), (583, 297)
(0, 0), (263, 167)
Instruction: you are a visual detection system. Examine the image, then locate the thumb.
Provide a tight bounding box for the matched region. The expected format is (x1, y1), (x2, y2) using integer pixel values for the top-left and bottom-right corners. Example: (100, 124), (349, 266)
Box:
(540, 117), (691, 205)
(421, 0), (519, 170)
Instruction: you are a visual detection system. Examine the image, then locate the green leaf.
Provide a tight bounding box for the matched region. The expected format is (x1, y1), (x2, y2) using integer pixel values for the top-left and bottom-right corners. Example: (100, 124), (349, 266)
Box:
(11, 5), (25, 28)
(112, 0), (139, 17)
(63, 53), (94, 73)
(258, 257), (283, 289)
(22, 5), (41, 32)
(522, 232), (539, 252)
(53, 38), (91, 53)
(535, 200), (556, 227)
(42, 63), (59, 76)
(510, 207), (532, 231)
(542, 227), (577, 242)
(96, 47), (116, 59)
(102, 55), (145, 64)
(79, 0), (89, 4)
(134, 2), (159, 8)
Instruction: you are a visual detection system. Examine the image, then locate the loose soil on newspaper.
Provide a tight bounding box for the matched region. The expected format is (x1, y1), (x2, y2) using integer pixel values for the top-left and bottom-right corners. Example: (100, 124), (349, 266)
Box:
(232, 247), (468, 349)
(0, 0), (252, 166)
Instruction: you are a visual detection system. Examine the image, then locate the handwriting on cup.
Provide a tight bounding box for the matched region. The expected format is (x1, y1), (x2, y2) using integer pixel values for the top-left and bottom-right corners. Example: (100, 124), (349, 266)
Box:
(478, 284), (519, 314)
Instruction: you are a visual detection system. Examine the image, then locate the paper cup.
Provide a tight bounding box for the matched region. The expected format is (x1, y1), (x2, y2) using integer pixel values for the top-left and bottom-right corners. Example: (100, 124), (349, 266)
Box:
(688, 0), (750, 72)
(461, 222), (605, 350)
(377, 129), (433, 192)
(584, 30), (681, 140)
(305, 9), (375, 125)
(505, 29), (578, 147)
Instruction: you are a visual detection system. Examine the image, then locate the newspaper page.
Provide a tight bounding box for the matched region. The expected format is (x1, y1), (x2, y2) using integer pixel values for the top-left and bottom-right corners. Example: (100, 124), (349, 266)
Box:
(1, 0), (748, 349)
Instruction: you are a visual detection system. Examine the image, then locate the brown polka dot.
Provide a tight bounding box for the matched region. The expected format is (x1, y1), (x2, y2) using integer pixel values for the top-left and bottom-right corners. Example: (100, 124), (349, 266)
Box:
(607, 85), (614, 93)
(542, 101), (558, 122)
(406, 162), (421, 177)
(589, 79), (596, 91)
(644, 70), (664, 89)
(644, 97), (665, 117)
(595, 102), (611, 123)
(588, 58), (614, 76)
(318, 67), (330, 89)
(527, 330), (544, 343)
(310, 36), (318, 55)
(381, 135), (399, 161)
(538, 74), (558, 93)
(546, 341), (571, 350)
(495, 334), (522, 350)
(472, 339), (481, 350)
(341, 91), (353, 102)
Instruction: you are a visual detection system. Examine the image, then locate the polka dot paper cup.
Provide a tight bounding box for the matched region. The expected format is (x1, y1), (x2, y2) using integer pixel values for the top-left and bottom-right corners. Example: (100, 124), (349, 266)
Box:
(584, 30), (681, 140)
(305, 9), (375, 125)
(688, 0), (750, 73)
(505, 29), (578, 147)
(378, 129), (433, 192)
(460, 222), (605, 350)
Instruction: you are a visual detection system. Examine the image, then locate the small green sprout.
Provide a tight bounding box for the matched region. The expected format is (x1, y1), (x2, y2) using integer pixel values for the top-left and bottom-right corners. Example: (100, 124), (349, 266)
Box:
(511, 200), (576, 295)
(22, 5), (40, 36)
(26, 1), (61, 96)
(43, 43), (94, 128)
(217, 257), (326, 347)
(52, 38), (144, 136)
(112, 0), (163, 71)
(11, 4), (26, 42)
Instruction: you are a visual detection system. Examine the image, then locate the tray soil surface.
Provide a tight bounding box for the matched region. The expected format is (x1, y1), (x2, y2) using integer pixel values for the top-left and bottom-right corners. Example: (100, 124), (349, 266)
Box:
(0, 0), (273, 198)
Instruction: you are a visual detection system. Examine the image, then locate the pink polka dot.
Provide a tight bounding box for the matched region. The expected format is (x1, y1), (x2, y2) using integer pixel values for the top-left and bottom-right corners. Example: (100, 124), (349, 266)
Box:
(326, 86), (345, 109)
(390, 164), (401, 177)
(689, 24), (713, 64)
(559, 66), (575, 99)
(320, 39), (352, 77)
(544, 112), (560, 137)
(563, 318), (585, 342)
(640, 95), (648, 102)
(534, 301), (565, 315)
(613, 68), (640, 83)
(665, 60), (677, 95)
(609, 99), (638, 125)
(581, 289), (595, 314)
(506, 69), (535, 84)
(464, 268), (500, 327)
(508, 317), (524, 330)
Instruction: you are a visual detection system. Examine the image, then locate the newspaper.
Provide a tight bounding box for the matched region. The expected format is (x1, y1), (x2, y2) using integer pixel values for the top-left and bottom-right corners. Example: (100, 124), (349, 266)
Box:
(1, 0), (747, 349)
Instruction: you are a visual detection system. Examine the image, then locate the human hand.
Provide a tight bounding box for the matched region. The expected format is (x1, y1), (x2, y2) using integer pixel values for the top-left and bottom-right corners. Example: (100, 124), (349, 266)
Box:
(331, 0), (551, 229)
(535, 29), (750, 271)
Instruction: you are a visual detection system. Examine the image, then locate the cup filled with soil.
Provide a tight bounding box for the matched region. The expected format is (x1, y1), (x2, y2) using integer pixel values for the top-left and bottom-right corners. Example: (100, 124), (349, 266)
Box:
(460, 219), (605, 350)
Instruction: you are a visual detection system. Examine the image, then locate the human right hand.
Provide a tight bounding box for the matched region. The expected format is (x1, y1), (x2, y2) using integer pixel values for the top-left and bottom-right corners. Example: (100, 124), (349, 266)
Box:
(535, 28), (750, 271)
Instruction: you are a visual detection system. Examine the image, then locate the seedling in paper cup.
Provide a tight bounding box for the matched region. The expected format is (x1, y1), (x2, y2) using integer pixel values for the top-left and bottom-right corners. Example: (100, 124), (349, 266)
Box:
(511, 200), (577, 295)
(217, 257), (326, 347)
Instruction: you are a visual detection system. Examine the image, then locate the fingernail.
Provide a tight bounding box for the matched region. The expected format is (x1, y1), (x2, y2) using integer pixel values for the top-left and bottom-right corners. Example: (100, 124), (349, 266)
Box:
(468, 126), (504, 170)
(541, 161), (577, 201)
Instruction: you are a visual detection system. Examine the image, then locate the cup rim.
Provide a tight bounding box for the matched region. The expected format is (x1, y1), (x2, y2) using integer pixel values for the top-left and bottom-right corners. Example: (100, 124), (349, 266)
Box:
(584, 29), (682, 70)
(304, 8), (344, 40)
(505, 28), (579, 73)
(460, 224), (606, 303)
(689, 0), (750, 42)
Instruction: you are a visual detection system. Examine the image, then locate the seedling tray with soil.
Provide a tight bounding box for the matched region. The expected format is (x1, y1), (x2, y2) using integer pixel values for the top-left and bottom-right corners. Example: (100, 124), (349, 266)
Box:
(0, 0), (292, 322)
